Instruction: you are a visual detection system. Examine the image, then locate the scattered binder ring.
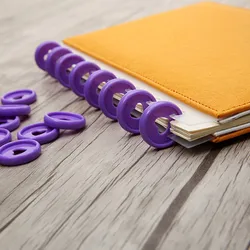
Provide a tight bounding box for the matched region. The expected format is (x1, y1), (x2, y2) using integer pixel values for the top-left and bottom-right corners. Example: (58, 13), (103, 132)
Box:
(0, 139), (41, 166)
(0, 128), (12, 147)
(55, 53), (85, 88)
(69, 61), (100, 97)
(0, 116), (20, 132)
(17, 122), (60, 145)
(84, 70), (116, 108)
(35, 41), (60, 71)
(139, 101), (182, 148)
(99, 79), (136, 120)
(44, 111), (86, 130)
(45, 47), (71, 78)
(0, 104), (31, 117)
(1, 89), (37, 105)
(117, 89), (156, 134)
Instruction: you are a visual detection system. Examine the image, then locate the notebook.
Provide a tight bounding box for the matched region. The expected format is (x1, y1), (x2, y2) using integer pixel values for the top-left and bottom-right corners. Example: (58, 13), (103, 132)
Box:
(36, 2), (250, 148)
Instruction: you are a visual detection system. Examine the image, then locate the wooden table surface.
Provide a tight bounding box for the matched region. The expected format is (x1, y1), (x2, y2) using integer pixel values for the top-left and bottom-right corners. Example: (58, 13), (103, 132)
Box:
(1, 0), (250, 249)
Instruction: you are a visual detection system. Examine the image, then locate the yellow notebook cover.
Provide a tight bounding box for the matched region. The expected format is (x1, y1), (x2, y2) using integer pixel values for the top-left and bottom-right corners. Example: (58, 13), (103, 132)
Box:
(63, 2), (250, 120)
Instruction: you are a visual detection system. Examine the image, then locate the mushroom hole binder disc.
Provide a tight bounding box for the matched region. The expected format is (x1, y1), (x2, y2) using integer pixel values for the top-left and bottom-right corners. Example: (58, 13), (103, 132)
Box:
(35, 2), (250, 149)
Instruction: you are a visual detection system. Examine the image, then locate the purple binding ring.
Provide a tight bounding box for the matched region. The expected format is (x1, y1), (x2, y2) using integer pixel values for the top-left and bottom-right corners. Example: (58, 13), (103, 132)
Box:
(55, 53), (85, 88)
(0, 116), (20, 132)
(84, 70), (116, 108)
(98, 79), (136, 120)
(69, 61), (100, 97)
(117, 89), (156, 134)
(44, 111), (86, 130)
(0, 104), (31, 117)
(0, 128), (12, 147)
(1, 89), (37, 105)
(35, 41), (60, 71)
(18, 122), (60, 145)
(45, 47), (71, 78)
(0, 139), (41, 166)
(139, 101), (182, 149)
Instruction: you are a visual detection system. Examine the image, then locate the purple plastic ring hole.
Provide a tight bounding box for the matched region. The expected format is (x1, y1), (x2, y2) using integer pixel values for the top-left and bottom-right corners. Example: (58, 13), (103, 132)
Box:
(98, 79), (136, 120)
(117, 89), (156, 134)
(0, 116), (20, 132)
(1, 89), (37, 105)
(35, 41), (60, 71)
(139, 101), (182, 149)
(18, 122), (60, 145)
(69, 61), (100, 97)
(0, 128), (11, 147)
(44, 111), (86, 130)
(45, 47), (71, 78)
(84, 70), (116, 108)
(0, 139), (41, 166)
(55, 53), (85, 88)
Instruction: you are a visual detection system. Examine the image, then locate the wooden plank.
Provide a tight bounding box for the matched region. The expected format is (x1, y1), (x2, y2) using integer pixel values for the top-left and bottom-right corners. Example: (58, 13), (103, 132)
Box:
(0, 139), (212, 250)
(156, 138), (250, 250)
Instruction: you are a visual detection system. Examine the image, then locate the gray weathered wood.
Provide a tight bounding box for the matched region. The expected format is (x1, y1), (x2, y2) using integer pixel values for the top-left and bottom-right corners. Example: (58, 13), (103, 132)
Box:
(0, 0), (249, 249)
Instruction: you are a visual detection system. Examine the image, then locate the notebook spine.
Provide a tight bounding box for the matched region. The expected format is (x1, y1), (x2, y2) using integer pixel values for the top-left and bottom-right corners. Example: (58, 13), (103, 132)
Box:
(35, 41), (182, 149)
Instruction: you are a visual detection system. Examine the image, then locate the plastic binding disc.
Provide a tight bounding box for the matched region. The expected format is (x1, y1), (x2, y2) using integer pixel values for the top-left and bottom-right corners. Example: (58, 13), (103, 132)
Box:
(0, 116), (20, 132)
(45, 47), (71, 78)
(98, 79), (136, 120)
(117, 89), (156, 134)
(84, 70), (116, 108)
(0, 128), (11, 147)
(139, 101), (182, 149)
(35, 41), (60, 71)
(55, 53), (85, 88)
(0, 139), (41, 166)
(18, 122), (60, 145)
(1, 89), (37, 105)
(44, 111), (86, 130)
(0, 104), (31, 117)
(69, 61), (100, 97)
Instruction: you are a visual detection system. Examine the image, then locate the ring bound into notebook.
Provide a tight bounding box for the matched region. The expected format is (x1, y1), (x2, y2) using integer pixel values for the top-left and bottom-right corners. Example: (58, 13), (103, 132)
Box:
(84, 70), (117, 108)
(98, 79), (136, 120)
(55, 53), (85, 89)
(45, 47), (72, 78)
(139, 101), (182, 148)
(35, 41), (60, 71)
(117, 89), (156, 135)
(69, 61), (100, 97)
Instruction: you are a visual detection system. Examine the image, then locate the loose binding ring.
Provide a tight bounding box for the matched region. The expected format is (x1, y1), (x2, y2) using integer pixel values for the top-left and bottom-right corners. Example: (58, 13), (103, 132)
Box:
(35, 41), (182, 149)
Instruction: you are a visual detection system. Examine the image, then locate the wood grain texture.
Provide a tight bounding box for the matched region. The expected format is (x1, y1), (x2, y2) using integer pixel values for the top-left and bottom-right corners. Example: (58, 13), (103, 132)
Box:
(0, 0), (249, 249)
